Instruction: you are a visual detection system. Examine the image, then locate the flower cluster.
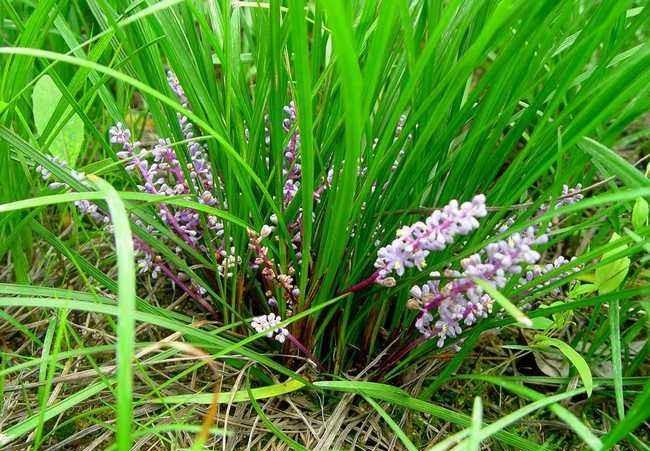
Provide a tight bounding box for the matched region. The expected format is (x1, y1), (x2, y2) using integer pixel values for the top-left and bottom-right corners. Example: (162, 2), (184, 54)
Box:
(280, 102), (302, 205)
(108, 71), (230, 279)
(557, 184), (584, 208)
(520, 255), (579, 295)
(248, 225), (299, 308)
(251, 313), (289, 343)
(409, 225), (549, 346)
(406, 187), (583, 347)
(374, 195), (488, 286)
(35, 71), (235, 316)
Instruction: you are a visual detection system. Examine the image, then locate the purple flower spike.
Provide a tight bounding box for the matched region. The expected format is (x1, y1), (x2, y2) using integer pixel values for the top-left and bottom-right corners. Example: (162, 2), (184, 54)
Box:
(374, 195), (487, 286)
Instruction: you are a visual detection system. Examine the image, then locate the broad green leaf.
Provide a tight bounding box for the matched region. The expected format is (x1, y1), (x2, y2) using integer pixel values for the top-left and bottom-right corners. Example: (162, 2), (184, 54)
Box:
(632, 197), (648, 231)
(568, 283), (599, 298)
(522, 316), (554, 330)
(32, 75), (84, 166)
(595, 233), (631, 294)
(0, 100), (7, 113)
(534, 336), (593, 397)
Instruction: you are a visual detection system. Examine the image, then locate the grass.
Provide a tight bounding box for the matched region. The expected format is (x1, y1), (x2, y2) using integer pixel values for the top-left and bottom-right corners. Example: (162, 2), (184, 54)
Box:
(1, 0), (649, 449)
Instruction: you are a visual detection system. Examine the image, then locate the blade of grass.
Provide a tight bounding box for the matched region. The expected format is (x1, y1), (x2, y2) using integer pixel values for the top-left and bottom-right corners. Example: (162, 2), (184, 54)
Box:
(288, 0), (315, 309)
(88, 174), (136, 451)
(609, 296), (625, 419)
(473, 278), (532, 327)
(462, 375), (603, 450)
(577, 137), (649, 188)
(601, 380), (650, 449)
(246, 383), (309, 451)
(455, 387), (587, 447)
(468, 396), (483, 451)
(362, 394), (418, 451)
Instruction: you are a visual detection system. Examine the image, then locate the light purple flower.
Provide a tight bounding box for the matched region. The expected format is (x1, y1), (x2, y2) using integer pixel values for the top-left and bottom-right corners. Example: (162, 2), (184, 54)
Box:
(409, 208), (579, 347)
(374, 195), (487, 285)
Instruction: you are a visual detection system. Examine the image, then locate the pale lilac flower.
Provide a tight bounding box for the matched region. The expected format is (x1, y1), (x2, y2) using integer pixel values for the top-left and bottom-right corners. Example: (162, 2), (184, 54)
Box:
(521, 255), (579, 295)
(109, 122), (132, 145)
(557, 184), (583, 208)
(409, 214), (577, 346)
(167, 70), (188, 107)
(374, 195), (487, 285)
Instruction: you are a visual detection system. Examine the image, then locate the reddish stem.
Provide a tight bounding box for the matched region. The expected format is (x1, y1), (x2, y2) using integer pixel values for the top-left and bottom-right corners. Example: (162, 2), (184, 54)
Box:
(135, 238), (217, 318)
(287, 333), (325, 371)
(341, 271), (379, 294)
(158, 264), (218, 318)
(376, 335), (427, 376)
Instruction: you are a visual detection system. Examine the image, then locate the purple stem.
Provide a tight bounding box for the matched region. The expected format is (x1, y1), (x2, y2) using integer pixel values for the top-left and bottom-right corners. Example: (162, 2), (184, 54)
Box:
(376, 335), (427, 376)
(134, 238), (217, 318)
(341, 271), (379, 294)
(287, 333), (325, 370)
(157, 264), (217, 318)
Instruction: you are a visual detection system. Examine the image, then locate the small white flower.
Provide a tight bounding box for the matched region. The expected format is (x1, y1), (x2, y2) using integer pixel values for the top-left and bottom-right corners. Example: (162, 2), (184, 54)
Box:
(251, 313), (289, 343)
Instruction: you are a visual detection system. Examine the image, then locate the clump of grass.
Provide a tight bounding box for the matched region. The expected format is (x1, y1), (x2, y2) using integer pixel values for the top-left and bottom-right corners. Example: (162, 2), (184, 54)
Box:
(1, 0), (649, 449)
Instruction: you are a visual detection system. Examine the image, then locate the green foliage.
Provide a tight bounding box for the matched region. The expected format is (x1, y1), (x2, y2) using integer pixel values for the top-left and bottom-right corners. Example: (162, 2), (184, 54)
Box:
(32, 75), (84, 166)
(632, 197), (649, 231)
(532, 336), (593, 397)
(0, 0), (648, 449)
(595, 232), (631, 295)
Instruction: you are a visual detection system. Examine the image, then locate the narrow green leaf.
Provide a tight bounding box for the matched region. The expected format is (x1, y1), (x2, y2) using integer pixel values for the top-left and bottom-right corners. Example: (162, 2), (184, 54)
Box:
(601, 381), (650, 449)
(460, 375), (602, 450)
(246, 384), (308, 451)
(578, 137), (649, 189)
(457, 388), (587, 446)
(0, 382), (108, 447)
(534, 336), (593, 397)
(473, 278), (532, 327)
(609, 296), (625, 420)
(288, 0), (315, 305)
(88, 175), (136, 451)
(468, 396), (483, 451)
(363, 395), (418, 451)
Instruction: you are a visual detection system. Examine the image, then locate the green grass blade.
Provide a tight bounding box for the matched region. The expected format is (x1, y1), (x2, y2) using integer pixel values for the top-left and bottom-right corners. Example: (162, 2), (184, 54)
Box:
(534, 337), (593, 397)
(463, 375), (603, 450)
(88, 175), (136, 451)
(363, 394), (418, 451)
(246, 383), (309, 451)
(609, 296), (625, 419)
(577, 137), (649, 188)
(473, 278), (532, 327)
(468, 396), (483, 451)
